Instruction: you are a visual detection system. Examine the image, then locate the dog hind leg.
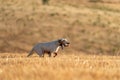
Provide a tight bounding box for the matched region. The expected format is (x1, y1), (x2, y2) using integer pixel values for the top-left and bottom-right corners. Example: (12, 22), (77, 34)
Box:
(48, 52), (51, 57)
(35, 48), (44, 57)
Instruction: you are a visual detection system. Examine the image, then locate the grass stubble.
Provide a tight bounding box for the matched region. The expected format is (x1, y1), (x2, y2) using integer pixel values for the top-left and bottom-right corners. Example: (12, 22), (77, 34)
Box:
(0, 53), (120, 80)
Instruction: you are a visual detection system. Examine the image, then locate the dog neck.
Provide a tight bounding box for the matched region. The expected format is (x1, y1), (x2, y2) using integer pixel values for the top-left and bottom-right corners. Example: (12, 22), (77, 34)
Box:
(59, 43), (63, 47)
(58, 41), (64, 50)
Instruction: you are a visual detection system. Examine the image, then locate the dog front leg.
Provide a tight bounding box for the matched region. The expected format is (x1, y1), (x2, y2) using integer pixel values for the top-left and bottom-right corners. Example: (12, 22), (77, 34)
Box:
(53, 52), (57, 57)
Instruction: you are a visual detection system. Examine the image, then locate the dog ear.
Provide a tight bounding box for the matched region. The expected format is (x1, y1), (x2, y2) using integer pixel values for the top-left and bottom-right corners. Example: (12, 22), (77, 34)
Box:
(58, 39), (62, 43)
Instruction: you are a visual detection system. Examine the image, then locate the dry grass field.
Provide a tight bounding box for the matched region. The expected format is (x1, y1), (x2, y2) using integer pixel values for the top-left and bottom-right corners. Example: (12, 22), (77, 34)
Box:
(0, 53), (120, 80)
(0, 0), (120, 55)
(0, 0), (120, 80)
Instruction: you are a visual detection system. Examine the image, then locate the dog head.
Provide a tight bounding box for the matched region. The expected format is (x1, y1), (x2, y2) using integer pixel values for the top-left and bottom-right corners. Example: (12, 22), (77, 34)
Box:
(58, 38), (70, 49)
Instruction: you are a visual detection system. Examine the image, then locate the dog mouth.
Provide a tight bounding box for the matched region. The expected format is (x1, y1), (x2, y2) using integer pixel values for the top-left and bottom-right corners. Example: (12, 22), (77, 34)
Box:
(60, 42), (70, 49)
(64, 43), (70, 47)
(60, 44), (69, 50)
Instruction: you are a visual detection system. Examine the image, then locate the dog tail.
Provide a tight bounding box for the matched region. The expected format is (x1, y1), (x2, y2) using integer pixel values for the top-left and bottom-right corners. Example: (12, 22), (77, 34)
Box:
(27, 48), (34, 57)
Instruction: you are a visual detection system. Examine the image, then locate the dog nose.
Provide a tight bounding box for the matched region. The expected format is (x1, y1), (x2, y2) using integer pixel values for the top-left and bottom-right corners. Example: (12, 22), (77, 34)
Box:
(67, 42), (70, 44)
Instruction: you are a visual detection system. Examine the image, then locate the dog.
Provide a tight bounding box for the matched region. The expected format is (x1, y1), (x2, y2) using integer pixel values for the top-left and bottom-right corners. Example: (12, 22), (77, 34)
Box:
(27, 38), (70, 57)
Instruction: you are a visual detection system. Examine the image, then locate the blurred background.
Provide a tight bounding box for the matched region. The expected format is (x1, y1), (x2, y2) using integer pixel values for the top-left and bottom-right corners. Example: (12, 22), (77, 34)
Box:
(0, 0), (120, 55)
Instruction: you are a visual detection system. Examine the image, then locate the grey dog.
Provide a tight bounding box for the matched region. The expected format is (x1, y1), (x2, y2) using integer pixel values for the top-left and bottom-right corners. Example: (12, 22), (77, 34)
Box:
(27, 38), (70, 57)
